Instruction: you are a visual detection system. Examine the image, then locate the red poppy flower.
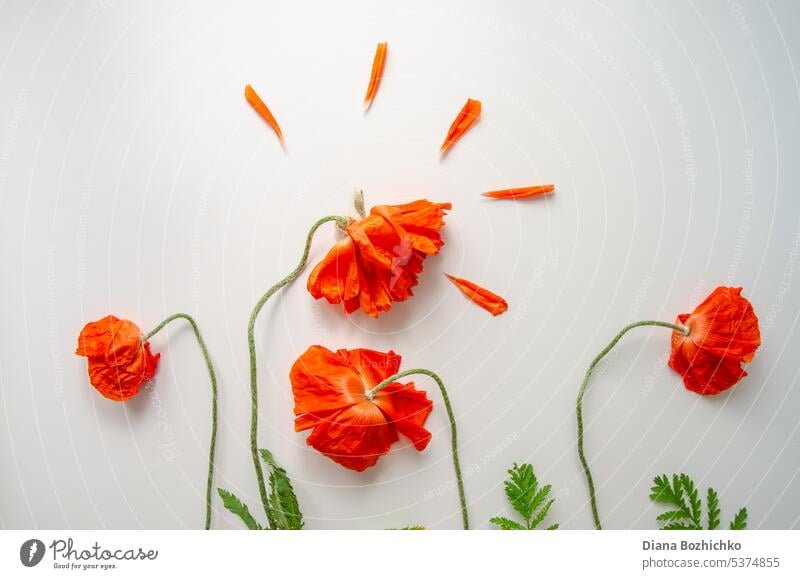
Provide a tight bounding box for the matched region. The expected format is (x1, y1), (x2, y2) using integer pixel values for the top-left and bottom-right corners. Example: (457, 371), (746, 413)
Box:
(290, 346), (433, 471)
(669, 287), (761, 395)
(75, 315), (160, 401)
(307, 199), (451, 317)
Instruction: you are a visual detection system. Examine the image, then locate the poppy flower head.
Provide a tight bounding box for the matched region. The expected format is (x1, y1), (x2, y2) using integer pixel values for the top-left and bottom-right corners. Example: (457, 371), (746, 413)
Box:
(668, 287), (761, 396)
(75, 315), (160, 401)
(307, 199), (451, 317)
(290, 346), (433, 471)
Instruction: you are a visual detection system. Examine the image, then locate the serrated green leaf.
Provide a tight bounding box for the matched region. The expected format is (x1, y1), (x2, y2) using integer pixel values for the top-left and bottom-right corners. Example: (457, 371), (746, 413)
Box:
(490, 516), (527, 530)
(679, 474), (702, 528)
(492, 463), (559, 530)
(707, 488), (720, 530)
(217, 488), (262, 530)
(259, 449), (304, 530)
(729, 507), (748, 530)
(651, 473), (750, 531)
(528, 498), (555, 530)
(546, 524), (559, 530)
(657, 509), (689, 522)
(504, 463), (538, 521)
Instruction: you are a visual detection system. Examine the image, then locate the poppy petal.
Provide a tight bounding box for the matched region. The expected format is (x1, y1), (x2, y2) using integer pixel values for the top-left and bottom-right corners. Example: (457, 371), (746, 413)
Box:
(244, 84), (285, 145)
(373, 381), (433, 451)
(290, 346), (365, 430)
(336, 348), (402, 388)
(363, 42), (387, 111)
(482, 185), (555, 199)
(307, 236), (360, 305)
(305, 402), (398, 471)
(440, 98), (481, 154)
(445, 273), (509, 316)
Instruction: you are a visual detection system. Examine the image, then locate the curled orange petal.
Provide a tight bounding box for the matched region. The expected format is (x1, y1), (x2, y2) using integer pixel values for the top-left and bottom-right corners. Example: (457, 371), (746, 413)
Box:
(363, 42), (387, 111)
(445, 274), (508, 316)
(244, 84), (285, 146)
(482, 184), (555, 199)
(440, 98), (481, 155)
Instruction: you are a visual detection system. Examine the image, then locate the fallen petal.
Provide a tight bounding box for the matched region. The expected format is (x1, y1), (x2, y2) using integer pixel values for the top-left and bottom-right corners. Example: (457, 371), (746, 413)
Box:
(364, 42), (387, 111)
(440, 98), (481, 155)
(244, 84), (285, 145)
(445, 274), (508, 316)
(482, 184), (555, 199)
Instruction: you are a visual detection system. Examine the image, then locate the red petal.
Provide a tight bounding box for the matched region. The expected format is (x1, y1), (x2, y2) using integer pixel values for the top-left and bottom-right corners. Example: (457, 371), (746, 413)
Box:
(440, 98), (481, 154)
(445, 274), (509, 316)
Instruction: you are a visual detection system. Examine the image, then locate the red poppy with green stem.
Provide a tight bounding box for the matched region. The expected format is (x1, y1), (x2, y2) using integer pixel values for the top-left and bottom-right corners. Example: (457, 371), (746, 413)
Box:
(576, 286), (760, 529)
(290, 346), (469, 529)
(244, 192), (451, 527)
(75, 313), (219, 530)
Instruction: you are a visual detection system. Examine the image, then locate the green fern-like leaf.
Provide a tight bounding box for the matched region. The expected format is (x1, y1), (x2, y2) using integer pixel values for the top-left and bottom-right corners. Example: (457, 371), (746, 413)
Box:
(650, 473), (749, 531)
(260, 449), (304, 530)
(729, 507), (748, 530)
(492, 463), (559, 530)
(707, 488), (721, 530)
(217, 488), (262, 530)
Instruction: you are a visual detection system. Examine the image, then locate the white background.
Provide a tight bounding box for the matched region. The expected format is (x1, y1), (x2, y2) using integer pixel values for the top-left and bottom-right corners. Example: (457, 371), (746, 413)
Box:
(1, 0), (799, 530)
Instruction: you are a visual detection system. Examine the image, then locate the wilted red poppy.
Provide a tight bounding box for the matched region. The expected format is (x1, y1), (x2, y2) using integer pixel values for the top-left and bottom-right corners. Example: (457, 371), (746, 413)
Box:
(669, 286), (761, 396)
(576, 285), (761, 530)
(75, 315), (160, 401)
(290, 346), (433, 471)
(307, 199), (451, 317)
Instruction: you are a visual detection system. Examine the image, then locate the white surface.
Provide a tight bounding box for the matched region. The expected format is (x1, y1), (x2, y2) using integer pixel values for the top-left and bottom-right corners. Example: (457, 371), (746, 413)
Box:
(0, 0), (799, 530)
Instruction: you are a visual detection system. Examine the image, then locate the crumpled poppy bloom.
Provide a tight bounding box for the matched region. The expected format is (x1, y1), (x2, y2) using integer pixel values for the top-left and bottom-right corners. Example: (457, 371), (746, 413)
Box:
(575, 286), (761, 530)
(669, 286), (761, 396)
(75, 315), (159, 402)
(290, 346), (433, 471)
(307, 199), (451, 317)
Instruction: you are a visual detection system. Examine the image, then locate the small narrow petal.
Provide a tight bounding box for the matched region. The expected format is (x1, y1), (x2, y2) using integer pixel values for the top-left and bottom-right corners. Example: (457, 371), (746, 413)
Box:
(244, 84), (285, 145)
(445, 274), (508, 316)
(482, 184), (555, 199)
(440, 98), (481, 154)
(363, 42), (387, 111)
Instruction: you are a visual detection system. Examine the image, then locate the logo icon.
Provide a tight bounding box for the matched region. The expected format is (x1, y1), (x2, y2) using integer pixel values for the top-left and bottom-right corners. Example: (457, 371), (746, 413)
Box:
(19, 539), (45, 567)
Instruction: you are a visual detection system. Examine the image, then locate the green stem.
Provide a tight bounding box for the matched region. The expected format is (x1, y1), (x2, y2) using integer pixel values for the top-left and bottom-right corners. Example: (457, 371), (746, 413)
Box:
(143, 312), (219, 530)
(248, 214), (350, 528)
(367, 368), (470, 530)
(576, 320), (689, 530)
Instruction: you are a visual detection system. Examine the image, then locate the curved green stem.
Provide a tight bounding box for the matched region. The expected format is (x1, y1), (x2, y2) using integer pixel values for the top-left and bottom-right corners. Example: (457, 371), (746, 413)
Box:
(576, 320), (689, 530)
(367, 368), (470, 530)
(248, 214), (350, 527)
(143, 312), (219, 530)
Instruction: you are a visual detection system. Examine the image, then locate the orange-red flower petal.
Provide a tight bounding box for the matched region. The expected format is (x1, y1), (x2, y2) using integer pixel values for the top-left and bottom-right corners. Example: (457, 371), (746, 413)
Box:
(482, 184), (555, 199)
(76, 315), (160, 401)
(244, 84), (285, 145)
(307, 200), (451, 317)
(290, 346), (432, 471)
(668, 286), (761, 395)
(363, 42), (387, 111)
(445, 274), (509, 316)
(440, 98), (481, 154)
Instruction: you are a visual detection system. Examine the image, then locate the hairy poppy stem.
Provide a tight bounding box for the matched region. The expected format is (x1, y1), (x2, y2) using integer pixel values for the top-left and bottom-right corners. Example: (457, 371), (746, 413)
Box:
(247, 214), (351, 528)
(576, 320), (689, 530)
(143, 313), (219, 530)
(367, 368), (470, 530)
